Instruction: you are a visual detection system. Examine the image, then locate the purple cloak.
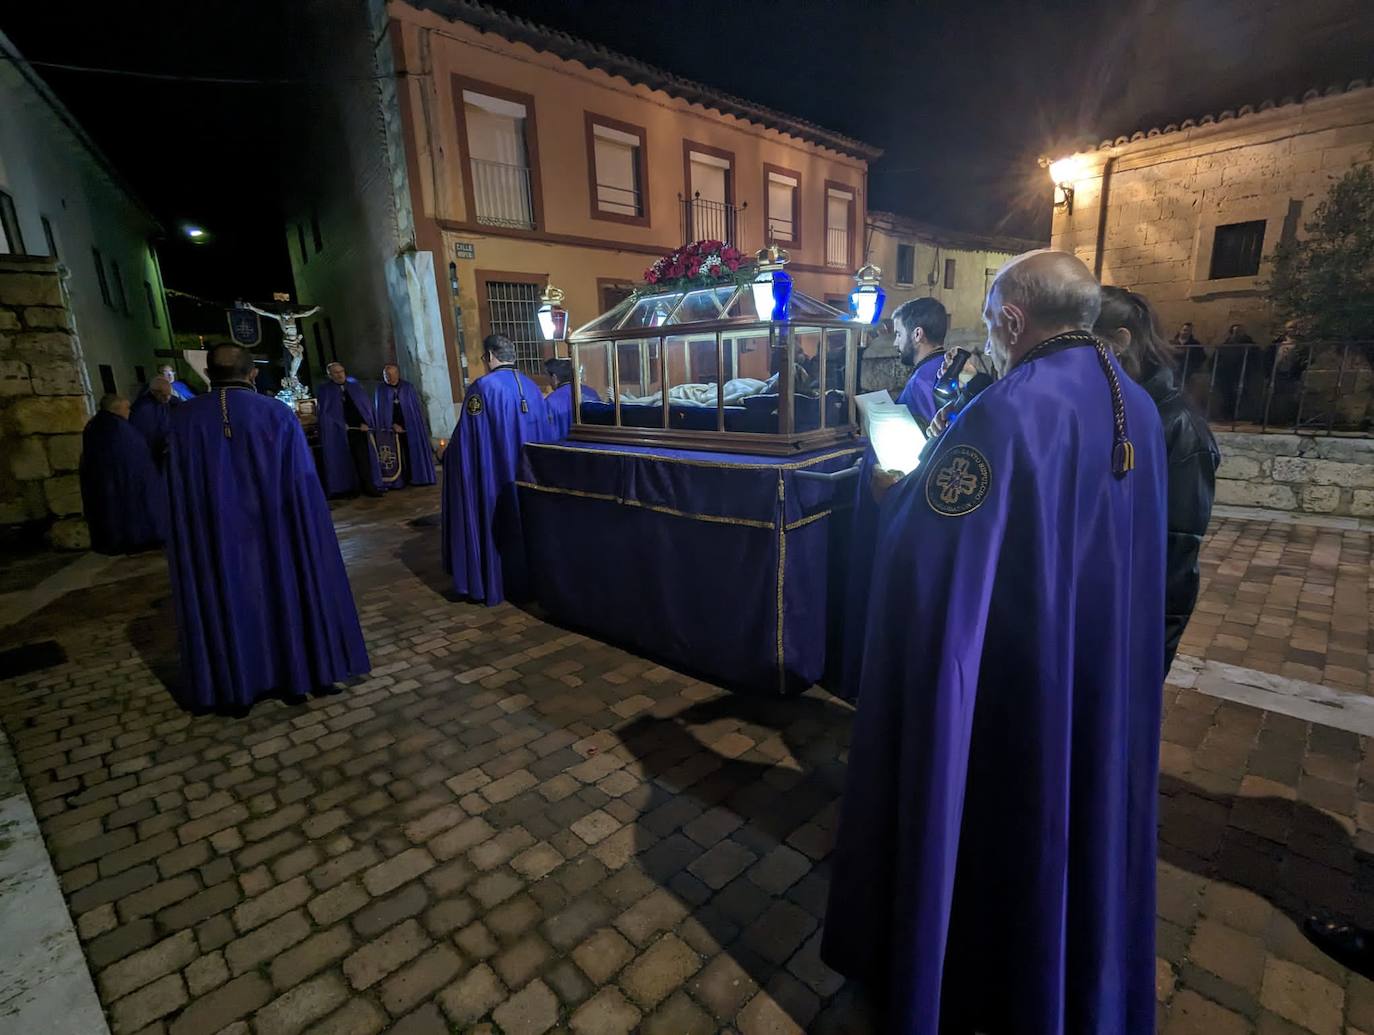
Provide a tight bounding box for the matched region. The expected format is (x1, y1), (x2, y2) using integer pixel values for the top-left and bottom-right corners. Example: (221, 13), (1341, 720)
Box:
(838, 350), (945, 697)
(544, 383), (601, 440)
(894, 349), (944, 426)
(373, 378), (437, 486)
(822, 344), (1166, 1034)
(79, 409), (166, 554)
(314, 378), (383, 496)
(441, 366), (548, 605)
(170, 380), (194, 401)
(164, 386), (370, 711)
(129, 393), (172, 465)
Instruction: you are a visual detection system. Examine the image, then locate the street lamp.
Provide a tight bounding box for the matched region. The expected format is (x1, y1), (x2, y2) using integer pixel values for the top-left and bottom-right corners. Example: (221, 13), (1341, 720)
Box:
(537, 283), (568, 346)
(1041, 155), (1079, 214)
(750, 245), (793, 322)
(849, 263), (885, 325)
(182, 224), (209, 242)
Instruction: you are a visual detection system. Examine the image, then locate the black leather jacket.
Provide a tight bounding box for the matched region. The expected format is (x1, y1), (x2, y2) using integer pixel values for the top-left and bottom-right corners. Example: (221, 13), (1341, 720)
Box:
(1141, 363), (1220, 668)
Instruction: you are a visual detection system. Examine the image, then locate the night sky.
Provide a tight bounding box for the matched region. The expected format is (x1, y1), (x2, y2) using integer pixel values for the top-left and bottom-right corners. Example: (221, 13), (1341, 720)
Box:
(3, 0), (1370, 302)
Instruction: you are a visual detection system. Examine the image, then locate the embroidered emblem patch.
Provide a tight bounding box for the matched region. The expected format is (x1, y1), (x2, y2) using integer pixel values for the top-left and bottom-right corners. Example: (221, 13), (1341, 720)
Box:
(926, 445), (991, 516)
(465, 394), (484, 416)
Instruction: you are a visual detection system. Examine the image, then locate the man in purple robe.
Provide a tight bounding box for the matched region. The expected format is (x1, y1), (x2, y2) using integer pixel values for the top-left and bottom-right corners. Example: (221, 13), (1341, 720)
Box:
(892, 296), (950, 427)
(80, 393), (166, 554)
(543, 357), (600, 440)
(442, 333), (548, 605)
(314, 362), (383, 497)
(838, 297), (951, 698)
(165, 344), (369, 713)
(130, 376), (174, 467)
(823, 251), (1167, 1033)
(373, 363), (436, 487)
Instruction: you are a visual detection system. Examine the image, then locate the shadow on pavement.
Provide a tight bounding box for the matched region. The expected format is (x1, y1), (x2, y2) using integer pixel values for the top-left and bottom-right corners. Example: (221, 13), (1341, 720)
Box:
(1159, 772), (1374, 932)
(615, 691), (877, 1032)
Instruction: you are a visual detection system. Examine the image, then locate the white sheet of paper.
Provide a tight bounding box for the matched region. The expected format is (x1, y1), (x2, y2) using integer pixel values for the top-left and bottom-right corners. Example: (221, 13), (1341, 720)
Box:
(856, 390), (927, 476)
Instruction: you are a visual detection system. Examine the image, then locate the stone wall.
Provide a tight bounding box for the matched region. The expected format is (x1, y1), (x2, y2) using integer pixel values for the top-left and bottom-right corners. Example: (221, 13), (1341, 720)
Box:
(1214, 432), (1374, 517)
(0, 257), (91, 549)
(1049, 85), (1374, 343)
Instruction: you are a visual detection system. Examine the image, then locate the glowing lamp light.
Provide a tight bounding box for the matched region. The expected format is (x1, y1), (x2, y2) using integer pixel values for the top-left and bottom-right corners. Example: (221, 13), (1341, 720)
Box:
(1042, 155), (1081, 213)
(537, 284), (568, 342)
(183, 224), (208, 242)
(849, 263), (885, 325)
(750, 245), (793, 322)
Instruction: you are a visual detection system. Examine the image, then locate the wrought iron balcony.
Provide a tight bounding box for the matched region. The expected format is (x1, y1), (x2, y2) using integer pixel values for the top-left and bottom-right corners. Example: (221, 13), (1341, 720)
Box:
(680, 193), (748, 248)
(470, 158), (536, 230)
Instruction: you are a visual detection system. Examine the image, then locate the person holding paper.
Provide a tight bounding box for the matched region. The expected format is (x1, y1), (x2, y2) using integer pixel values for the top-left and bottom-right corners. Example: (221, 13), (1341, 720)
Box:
(837, 300), (945, 698)
(892, 297), (950, 427)
(823, 251), (1167, 1033)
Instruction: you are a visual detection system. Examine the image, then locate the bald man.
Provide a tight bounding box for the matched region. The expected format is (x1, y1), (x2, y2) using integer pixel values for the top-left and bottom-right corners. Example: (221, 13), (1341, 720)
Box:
(823, 251), (1167, 1033)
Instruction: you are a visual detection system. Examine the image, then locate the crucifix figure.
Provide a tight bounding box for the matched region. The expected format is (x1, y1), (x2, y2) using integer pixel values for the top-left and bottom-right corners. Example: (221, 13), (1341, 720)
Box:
(242, 300), (321, 402)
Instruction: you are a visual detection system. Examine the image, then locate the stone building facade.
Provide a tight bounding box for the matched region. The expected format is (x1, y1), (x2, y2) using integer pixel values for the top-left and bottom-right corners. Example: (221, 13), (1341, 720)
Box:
(0, 257), (93, 547)
(1046, 81), (1374, 343)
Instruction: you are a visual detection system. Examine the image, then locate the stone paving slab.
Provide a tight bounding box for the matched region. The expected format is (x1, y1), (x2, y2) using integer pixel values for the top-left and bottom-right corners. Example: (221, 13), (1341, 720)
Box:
(0, 488), (1371, 1034)
(0, 724), (109, 1034)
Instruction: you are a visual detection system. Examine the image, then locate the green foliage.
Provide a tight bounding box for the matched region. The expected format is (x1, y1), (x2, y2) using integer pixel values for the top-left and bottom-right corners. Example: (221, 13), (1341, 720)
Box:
(1269, 158), (1374, 341)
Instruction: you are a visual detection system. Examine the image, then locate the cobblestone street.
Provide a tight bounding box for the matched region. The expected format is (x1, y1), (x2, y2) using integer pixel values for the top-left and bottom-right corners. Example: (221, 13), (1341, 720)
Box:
(2, 487), (1373, 1034)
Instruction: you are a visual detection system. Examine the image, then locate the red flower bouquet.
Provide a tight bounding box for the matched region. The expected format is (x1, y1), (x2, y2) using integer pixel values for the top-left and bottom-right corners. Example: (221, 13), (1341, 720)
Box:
(644, 240), (748, 288)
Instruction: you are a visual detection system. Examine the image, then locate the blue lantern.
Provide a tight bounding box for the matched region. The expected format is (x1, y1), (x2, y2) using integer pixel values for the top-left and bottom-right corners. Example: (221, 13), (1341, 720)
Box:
(849, 263), (886, 325)
(750, 246), (793, 322)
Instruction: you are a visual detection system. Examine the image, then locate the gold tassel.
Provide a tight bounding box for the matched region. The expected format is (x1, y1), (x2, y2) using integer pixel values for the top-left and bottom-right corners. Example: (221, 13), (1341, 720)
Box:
(224, 426), (232, 438)
(1112, 439), (1134, 474)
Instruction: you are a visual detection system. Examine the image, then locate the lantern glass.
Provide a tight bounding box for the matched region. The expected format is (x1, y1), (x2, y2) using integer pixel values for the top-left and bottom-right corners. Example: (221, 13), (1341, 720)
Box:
(850, 283), (885, 325)
(750, 268), (792, 322)
(538, 304), (568, 342)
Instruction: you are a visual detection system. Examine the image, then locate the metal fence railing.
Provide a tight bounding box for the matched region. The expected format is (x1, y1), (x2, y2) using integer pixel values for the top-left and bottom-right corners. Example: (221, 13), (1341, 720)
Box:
(470, 158), (536, 230)
(680, 194), (747, 248)
(1177, 341), (1374, 435)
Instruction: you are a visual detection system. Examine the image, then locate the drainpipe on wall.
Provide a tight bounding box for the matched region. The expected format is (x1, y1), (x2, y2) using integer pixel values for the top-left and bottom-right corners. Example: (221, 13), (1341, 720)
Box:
(1092, 155), (1117, 280)
(56, 264), (96, 414)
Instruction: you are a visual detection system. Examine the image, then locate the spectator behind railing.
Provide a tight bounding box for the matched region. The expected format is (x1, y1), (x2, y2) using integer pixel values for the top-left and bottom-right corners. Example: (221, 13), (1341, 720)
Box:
(1097, 288), (1219, 669)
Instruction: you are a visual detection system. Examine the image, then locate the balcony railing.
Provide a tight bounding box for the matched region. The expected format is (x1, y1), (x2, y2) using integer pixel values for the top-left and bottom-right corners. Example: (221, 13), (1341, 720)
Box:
(825, 227), (850, 268)
(1178, 341), (1374, 435)
(765, 217), (795, 246)
(595, 182), (643, 218)
(680, 193), (747, 248)
(470, 158), (535, 230)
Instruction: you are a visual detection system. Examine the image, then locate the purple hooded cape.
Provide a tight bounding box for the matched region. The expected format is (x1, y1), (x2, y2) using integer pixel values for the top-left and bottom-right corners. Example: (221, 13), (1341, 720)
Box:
(129, 393), (173, 465)
(165, 386), (370, 711)
(441, 366), (548, 605)
(313, 378), (383, 496)
(373, 378), (436, 486)
(544, 383), (600, 440)
(838, 350), (946, 698)
(79, 410), (166, 554)
(822, 343), (1166, 1034)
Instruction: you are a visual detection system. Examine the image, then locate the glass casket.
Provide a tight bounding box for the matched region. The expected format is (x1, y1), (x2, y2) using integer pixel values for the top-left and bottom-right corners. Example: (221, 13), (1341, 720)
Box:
(566, 280), (865, 456)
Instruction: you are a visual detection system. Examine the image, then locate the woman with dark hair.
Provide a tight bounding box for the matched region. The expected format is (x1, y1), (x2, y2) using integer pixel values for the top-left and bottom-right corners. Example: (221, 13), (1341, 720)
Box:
(1095, 286), (1220, 669)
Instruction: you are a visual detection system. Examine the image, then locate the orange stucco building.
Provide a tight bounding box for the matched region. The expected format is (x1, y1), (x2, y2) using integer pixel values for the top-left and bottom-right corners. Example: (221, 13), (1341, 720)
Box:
(283, 0), (880, 437)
